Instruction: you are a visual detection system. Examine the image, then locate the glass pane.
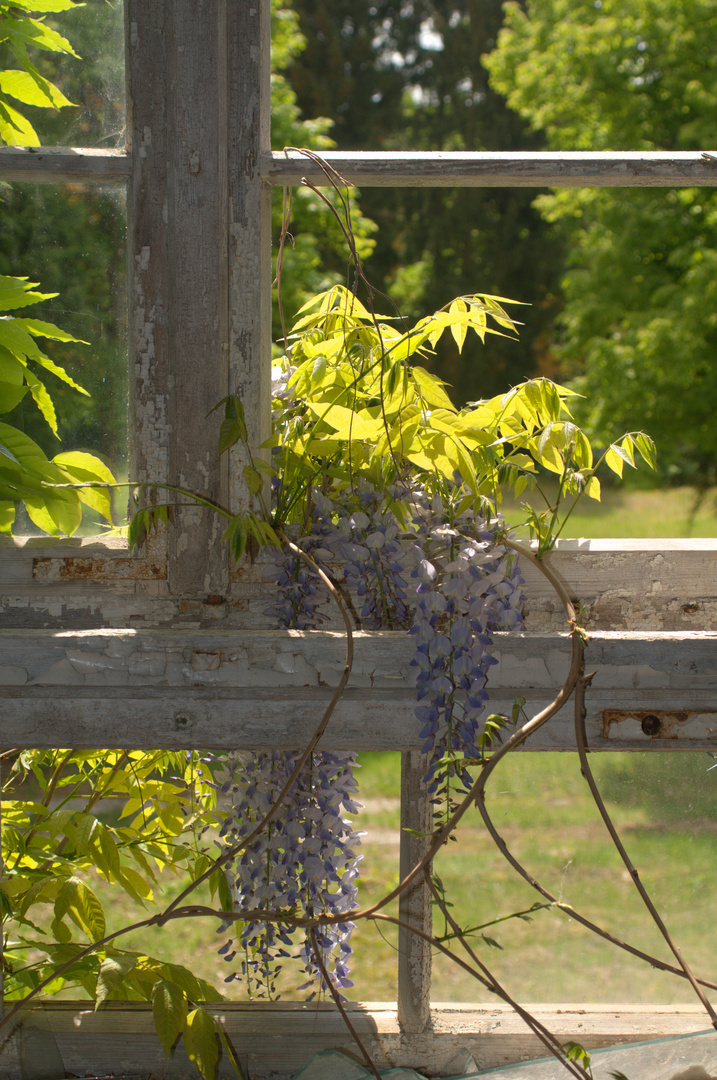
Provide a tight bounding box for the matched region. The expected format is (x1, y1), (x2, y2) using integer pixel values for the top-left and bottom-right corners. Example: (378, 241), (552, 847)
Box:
(0, 0), (125, 148)
(430, 751), (717, 1006)
(473, 1030), (717, 1079)
(0, 181), (127, 534)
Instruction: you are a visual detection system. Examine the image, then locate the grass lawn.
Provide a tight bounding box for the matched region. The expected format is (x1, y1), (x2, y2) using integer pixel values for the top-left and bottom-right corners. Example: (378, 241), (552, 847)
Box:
(502, 481), (717, 539)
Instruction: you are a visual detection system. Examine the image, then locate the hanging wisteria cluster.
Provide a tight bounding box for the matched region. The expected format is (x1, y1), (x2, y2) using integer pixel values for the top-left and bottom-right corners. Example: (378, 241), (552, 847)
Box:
(217, 748), (361, 1000)
(218, 475), (525, 999)
(410, 495), (525, 796)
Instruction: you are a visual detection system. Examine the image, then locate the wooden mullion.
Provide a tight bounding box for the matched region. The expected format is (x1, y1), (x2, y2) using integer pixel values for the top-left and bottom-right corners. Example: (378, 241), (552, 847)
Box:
(265, 149), (717, 188)
(227, 0), (273, 516)
(397, 751), (432, 1033)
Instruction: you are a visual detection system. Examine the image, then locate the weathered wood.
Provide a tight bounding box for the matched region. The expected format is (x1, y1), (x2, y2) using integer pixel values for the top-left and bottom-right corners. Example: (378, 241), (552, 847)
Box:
(266, 149), (717, 188)
(3, 539), (717, 631)
(227, 0), (273, 518)
(0, 146), (129, 182)
(125, 0), (173, 593)
(163, 0), (229, 596)
(123, 0), (273, 603)
(4, 147), (717, 190)
(1, 629), (716, 750)
(0, 1002), (711, 1079)
(398, 752), (432, 1033)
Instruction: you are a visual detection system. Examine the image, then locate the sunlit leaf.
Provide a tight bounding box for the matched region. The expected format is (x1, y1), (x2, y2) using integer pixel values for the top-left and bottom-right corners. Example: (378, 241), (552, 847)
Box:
(0, 69), (74, 109)
(183, 1008), (219, 1080)
(153, 979), (188, 1056)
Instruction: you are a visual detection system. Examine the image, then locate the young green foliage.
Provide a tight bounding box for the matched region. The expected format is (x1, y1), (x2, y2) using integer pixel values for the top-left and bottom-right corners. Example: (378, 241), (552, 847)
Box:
(1, 748), (228, 1076)
(269, 283), (655, 543)
(0, 0), (80, 147)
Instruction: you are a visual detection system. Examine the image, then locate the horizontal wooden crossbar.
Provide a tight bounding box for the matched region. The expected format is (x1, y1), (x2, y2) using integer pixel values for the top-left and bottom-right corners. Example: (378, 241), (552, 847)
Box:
(265, 150), (717, 188)
(1, 1001), (711, 1079)
(1, 629), (716, 750)
(3, 147), (717, 188)
(0, 146), (129, 183)
(2, 538), (717, 631)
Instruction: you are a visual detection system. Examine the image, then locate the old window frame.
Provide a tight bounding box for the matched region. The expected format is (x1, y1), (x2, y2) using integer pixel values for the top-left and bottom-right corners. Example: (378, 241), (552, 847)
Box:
(1, 1), (717, 1075)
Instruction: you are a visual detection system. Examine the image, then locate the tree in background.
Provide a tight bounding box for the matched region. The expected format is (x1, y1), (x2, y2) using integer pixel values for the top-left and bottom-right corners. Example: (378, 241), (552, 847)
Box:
(0, 0), (116, 534)
(485, 0), (717, 487)
(269, 1), (375, 342)
(283, 0), (564, 405)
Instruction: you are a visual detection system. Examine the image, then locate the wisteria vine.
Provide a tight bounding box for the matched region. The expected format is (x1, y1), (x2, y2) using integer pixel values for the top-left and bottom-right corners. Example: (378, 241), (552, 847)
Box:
(218, 459), (526, 998)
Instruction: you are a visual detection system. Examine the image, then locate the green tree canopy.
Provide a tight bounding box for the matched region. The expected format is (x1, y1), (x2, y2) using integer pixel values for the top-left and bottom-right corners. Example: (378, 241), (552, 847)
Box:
(286, 0), (564, 406)
(485, 0), (717, 486)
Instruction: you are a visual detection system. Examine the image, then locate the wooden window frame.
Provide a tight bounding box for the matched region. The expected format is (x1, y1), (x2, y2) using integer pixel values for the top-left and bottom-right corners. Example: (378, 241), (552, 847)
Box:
(1, 2), (717, 1075)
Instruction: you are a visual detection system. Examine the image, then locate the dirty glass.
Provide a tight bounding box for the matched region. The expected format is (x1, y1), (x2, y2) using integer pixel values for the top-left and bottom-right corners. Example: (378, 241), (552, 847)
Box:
(429, 751), (717, 1005)
(0, 182), (128, 533)
(0, 0), (126, 149)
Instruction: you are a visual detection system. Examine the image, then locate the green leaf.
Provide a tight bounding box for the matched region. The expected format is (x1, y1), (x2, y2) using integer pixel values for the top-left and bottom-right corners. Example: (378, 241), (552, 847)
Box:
(305, 402), (385, 440)
(0, 69), (75, 109)
(25, 370), (58, 436)
(222, 515), (247, 562)
(9, 1), (81, 11)
(183, 1008), (219, 1080)
(218, 417), (244, 455)
(243, 465), (263, 495)
(635, 432), (657, 470)
(153, 979), (188, 1056)
(69, 811), (98, 855)
(14, 317), (87, 346)
(24, 485), (82, 536)
(562, 1041), (592, 1070)
(53, 876), (105, 943)
(604, 441), (636, 478)
(6, 16), (80, 58)
(0, 886), (13, 919)
(448, 298), (468, 352)
(0, 500), (15, 533)
(0, 380), (29, 412)
(0, 276), (56, 312)
(92, 824), (121, 882)
(96, 953), (137, 1007)
(128, 507), (149, 549)
(412, 366), (456, 411)
(52, 451), (116, 522)
(0, 98), (39, 145)
(117, 865), (154, 905)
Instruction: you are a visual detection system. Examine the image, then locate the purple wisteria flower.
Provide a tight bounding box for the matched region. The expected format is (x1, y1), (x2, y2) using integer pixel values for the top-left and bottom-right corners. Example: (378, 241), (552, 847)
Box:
(330, 482), (413, 630)
(407, 497), (525, 795)
(220, 499), (363, 999)
(217, 749), (362, 1000)
(218, 472), (525, 996)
